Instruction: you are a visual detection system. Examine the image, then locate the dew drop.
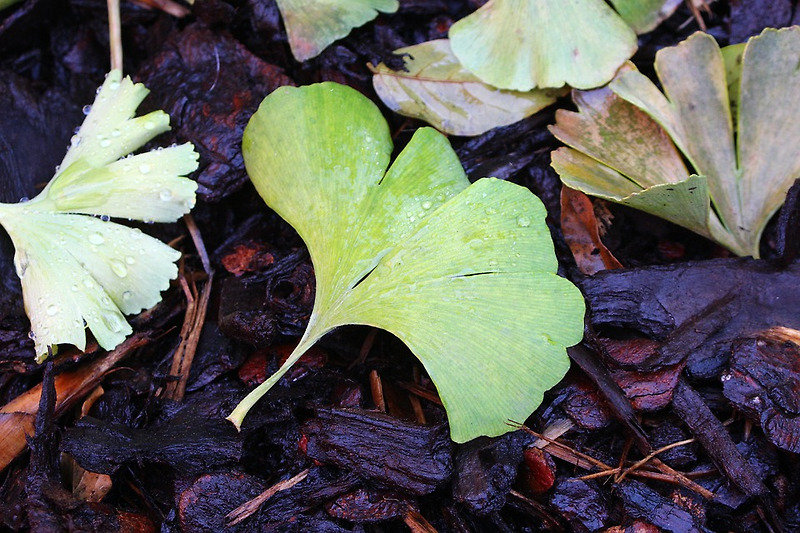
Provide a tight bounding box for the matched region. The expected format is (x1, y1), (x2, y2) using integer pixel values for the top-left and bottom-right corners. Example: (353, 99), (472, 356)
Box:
(122, 290), (133, 301)
(125, 256), (136, 265)
(111, 129), (121, 137)
(100, 138), (111, 148)
(488, 260), (498, 267)
(88, 233), (105, 245)
(46, 304), (59, 316)
(159, 189), (173, 201)
(82, 105), (92, 115)
(110, 260), (128, 278)
(83, 278), (95, 288)
(71, 284), (79, 292)
(516, 216), (531, 227)
(108, 81), (120, 91)
(28, 331), (36, 341)
(421, 201), (432, 210)
(139, 163), (152, 174)
(103, 314), (123, 333)
(100, 215), (110, 222)
(144, 121), (155, 130)
(70, 134), (81, 146)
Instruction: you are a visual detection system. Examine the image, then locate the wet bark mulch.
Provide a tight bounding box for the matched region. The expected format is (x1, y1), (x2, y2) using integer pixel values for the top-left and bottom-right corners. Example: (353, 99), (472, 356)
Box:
(2, 1), (800, 531)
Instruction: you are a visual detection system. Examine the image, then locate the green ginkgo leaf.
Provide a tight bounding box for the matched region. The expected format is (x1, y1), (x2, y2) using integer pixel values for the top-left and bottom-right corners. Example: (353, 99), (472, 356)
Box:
(370, 39), (566, 136)
(448, 0), (637, 91)
(230, 82), (584, 442)
(275, 0), (398, 62)
(550, 28), (800, 258)
(0, 70), (199, 361)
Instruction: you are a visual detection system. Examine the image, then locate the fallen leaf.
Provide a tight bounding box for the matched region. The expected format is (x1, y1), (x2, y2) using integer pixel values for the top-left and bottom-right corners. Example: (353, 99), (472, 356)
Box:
(449, 0), (637, 90)
(552, 28), (800, 257)
(560, 186), (623, 275)
(230, 82), (585, 442)
(371, 39), (564, 136)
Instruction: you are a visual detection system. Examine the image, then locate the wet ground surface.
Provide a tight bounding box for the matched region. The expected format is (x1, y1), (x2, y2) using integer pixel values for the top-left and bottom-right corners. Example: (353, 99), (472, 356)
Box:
(2, 1), (800, 531)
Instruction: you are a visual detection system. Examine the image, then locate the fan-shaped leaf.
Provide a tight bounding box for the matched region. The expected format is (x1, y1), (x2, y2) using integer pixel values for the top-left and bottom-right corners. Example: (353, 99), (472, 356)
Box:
(551, 28), (800, 257)
(370, 39), (565, 136)
(449, 0), (637, 91)
(231, 82), (584, 442)
(275, 0), (398, 61)
(0, 70), (198, 360)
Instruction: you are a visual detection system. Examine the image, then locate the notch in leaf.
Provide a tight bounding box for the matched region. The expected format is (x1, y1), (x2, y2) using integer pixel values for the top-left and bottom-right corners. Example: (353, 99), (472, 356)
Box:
(0, 70), (199, 361)
(550, 27), (800, 258)
(230, 82), (584, 442)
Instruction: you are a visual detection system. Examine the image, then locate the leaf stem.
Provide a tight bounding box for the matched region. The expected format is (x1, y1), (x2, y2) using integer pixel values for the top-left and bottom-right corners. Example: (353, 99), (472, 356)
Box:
(225, 331), (321, 431)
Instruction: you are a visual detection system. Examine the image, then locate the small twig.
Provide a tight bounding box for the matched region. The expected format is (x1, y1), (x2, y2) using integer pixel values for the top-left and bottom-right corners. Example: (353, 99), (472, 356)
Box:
(184, 214), (212, 276)
(349, 328), (377, 370)
(617, 438), (695, 483)
(162, 218), (214, 401)
(397, 381), (442, 405)
(130, 0), (190, 17)
(162, 273), (213, 401)
(225, 469), (310, 526)
(402, 509), (438, 533)
(106, 0), (123, 71)
(684, 0), (707, 30)
(512, 422), (714, 499)
(370, 369), (386, 412)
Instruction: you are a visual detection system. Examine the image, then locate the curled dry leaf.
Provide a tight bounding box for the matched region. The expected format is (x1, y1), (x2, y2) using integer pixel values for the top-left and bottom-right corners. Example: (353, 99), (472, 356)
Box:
(371, 39), (565, 136)
(559, 186), (622, 275)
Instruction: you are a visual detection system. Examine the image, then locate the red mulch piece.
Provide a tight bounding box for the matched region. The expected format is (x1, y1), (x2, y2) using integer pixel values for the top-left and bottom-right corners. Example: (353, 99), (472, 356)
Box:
(600, 339), (683, 411)
(521, 447), (556, 495)
(237, 344), (328, 387)
(221, 241), (275, 276)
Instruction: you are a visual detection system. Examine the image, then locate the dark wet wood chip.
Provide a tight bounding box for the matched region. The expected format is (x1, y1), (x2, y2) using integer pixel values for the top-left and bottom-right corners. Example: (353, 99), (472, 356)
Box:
(61, 407), (242, 475)
(616, 480), (707, 533)
(583, 259), (800, 379)
(136, 23), (294, 202)
(568, 345), (651, 454)
(672, 379), (768, 500)
(549, 478), (608, 533)
(724, 337), (800, 453)
(178, 472), (266, 533)
(776, 179), (800, 266)
(302, 407), (452, 495)
(729, 0), (793, 43)
(325, 487), (411, 522)
(453, 432), (525, 515)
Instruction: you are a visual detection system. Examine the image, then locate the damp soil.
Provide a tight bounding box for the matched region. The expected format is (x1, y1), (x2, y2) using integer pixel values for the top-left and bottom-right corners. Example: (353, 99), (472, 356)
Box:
(2, 1), (800, 532)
